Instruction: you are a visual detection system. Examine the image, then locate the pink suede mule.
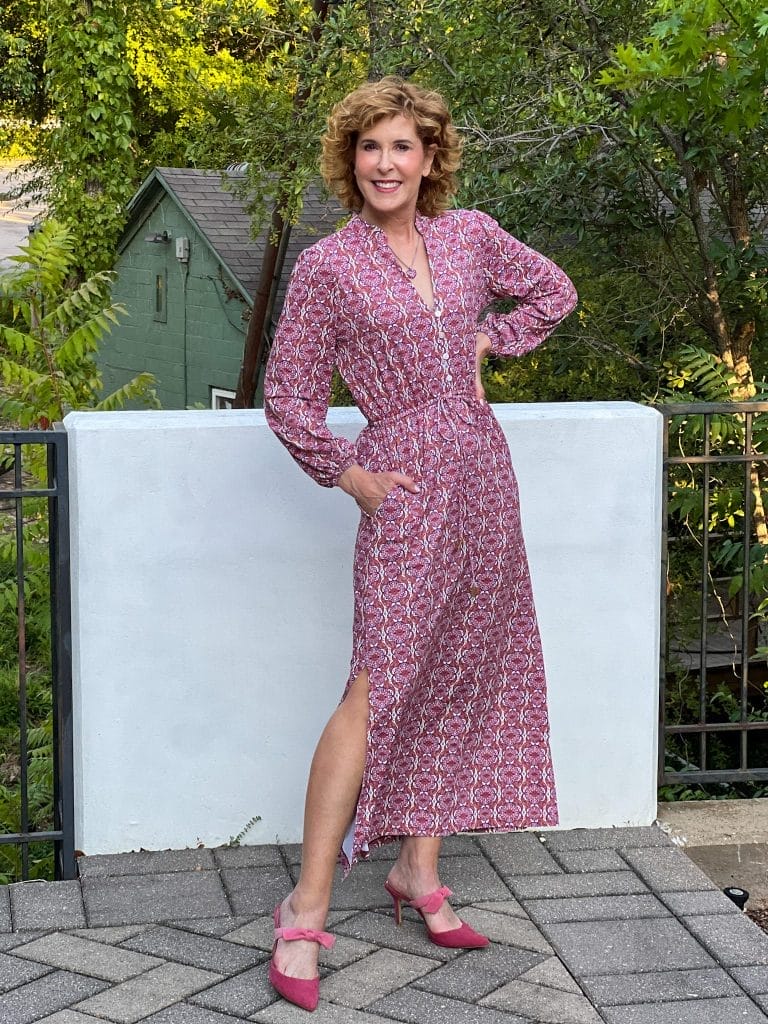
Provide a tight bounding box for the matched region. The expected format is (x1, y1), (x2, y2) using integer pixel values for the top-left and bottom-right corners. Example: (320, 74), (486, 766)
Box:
(268, 904), (335, 1012)
(384, 881), (490, 949)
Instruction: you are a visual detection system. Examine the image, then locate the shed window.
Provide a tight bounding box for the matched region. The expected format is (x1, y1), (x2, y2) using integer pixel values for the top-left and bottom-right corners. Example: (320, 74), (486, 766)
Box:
(153, 271), (167, 323)
(211, 387), (235, 410)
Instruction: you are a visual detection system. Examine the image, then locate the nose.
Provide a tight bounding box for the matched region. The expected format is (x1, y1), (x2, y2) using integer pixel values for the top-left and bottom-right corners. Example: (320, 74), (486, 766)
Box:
(376, 147), (394, 172)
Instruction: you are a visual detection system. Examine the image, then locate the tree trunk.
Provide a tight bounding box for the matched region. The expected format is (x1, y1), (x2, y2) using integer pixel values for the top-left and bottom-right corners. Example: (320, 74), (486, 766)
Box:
(232, 206), (285, 409)
(233, 0), (332, 408)
(721, 321), (756, 399)
(722, 153), (751, 247)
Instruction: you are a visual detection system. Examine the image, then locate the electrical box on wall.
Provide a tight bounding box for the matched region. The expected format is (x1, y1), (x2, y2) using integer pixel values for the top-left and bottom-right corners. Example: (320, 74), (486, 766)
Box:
(175, 237), (190, 263)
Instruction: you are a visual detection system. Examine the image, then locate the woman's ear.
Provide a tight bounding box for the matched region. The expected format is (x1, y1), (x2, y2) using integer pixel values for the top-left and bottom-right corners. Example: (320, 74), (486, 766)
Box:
(422, 144), (438, 177)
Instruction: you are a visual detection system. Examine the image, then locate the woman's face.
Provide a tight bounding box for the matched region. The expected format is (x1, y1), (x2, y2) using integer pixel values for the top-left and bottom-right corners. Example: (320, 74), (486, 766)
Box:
(353, 114), (436, 225)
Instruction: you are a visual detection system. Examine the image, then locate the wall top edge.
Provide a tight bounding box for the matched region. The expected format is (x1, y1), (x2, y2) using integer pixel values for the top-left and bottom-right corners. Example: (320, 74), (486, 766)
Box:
(63, 409), (270, 431)
(63, 401), (659, 433)
(491, 401), (661, 421)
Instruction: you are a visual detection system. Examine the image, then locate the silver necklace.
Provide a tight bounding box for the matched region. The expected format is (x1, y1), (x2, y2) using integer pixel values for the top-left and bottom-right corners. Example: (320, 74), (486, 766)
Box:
(390, 232), (422, 280)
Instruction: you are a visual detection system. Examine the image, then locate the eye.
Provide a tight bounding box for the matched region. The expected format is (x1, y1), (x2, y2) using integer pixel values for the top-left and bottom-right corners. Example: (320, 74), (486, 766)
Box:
(395, 143), (412, 151)
(361, 141), (378, 151)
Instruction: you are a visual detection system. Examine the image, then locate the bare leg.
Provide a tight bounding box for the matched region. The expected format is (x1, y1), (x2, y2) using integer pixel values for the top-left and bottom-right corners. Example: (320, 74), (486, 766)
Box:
(386, 836), (463, 933)
(273, 670), (369, 979)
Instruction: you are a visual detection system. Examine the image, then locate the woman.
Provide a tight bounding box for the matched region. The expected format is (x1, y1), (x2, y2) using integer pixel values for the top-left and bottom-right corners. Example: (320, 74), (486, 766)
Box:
(263, 76), (577, 1011)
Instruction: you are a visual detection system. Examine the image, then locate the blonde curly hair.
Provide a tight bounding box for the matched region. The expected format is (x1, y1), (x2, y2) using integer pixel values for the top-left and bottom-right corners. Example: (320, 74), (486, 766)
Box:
(321, 77), (461, 218)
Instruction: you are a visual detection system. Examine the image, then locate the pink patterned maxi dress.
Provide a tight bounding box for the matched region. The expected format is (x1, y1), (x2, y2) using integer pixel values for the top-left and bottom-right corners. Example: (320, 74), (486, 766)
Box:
(264, 208), (577, 869)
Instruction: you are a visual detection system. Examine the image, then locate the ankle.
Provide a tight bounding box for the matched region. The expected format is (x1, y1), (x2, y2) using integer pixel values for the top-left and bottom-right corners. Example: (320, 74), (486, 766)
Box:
(283, 889), (329, 926)
(388, 863), (441, 895)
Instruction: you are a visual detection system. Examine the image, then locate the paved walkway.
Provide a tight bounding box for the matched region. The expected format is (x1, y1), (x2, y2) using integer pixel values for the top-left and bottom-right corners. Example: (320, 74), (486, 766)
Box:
(0, 160), (45, 266)
(1, 826), (768, 1023)
(658, 799), (768, 906)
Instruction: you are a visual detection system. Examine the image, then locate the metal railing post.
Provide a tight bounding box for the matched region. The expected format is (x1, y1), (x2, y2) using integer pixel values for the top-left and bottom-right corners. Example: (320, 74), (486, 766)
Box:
(49, 427), (75, 879)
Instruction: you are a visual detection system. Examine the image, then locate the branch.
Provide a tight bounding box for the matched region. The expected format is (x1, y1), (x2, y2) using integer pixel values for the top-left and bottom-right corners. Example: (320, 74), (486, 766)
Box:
(458, 121), (614, 156)
(715, 0), (741, 27)
(574, 0), (610, 56)
(706, 174), (731, 227)
(628, 147), (695, 224)
(575, 335), (656, 372)
(659, 124), (732, 354)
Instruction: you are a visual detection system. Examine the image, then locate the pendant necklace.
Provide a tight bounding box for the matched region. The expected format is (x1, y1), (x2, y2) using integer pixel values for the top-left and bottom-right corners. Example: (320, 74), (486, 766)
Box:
(391, 231), (422, 280)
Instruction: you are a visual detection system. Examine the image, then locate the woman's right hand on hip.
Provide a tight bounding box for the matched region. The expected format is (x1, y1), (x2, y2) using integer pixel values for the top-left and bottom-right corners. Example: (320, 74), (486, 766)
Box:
(337, 464), (419, 517)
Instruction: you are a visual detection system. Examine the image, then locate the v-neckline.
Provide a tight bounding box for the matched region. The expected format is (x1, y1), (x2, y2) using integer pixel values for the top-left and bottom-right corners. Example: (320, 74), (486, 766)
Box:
(401, 235), (435, 314)
(355, 214), (438, 315)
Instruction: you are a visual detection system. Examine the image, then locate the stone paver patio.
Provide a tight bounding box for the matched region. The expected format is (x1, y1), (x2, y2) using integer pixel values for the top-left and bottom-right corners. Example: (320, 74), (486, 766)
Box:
(2, 826), (768, 1023)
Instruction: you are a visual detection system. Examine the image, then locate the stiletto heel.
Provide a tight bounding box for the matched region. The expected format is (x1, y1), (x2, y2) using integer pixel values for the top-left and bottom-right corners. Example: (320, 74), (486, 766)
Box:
(268, 904), (335, 1012)
(383, 881), (489, 949)
(389, 886), (403, 925)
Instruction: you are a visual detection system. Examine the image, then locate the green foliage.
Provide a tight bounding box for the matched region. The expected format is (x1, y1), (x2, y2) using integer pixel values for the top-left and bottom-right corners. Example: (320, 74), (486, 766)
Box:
(237, 0), (768, 402)
(0, 507), (52, 659)
(659, 344), (768, 565)
(0, 486), (58, 882)
(595, 0), (768, 371)
(662, 343), (741, 402)
(0, 0), (47, 154)
(4, 0), (766, 389)
(659, 780), (768, 800)
(0, 219), (158, 428)
(227, 814), (262, 847)
(480, 250), (662, 403)
(0, 665), (55, 882)
(127, 0), (277, 173)
(380, 0), (768, 392)
(42, 0), (135, 273)
(0, 218), (159, 878)
(231, 0), (368, 229)
(659, 344), (768, 791)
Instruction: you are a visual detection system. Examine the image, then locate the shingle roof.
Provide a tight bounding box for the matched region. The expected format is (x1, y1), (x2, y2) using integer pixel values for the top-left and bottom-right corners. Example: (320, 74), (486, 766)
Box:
(124, 167), (344, 309)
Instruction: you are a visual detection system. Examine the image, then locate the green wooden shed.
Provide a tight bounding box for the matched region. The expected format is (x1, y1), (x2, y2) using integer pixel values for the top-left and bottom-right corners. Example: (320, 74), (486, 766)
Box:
(102, 167), (342, 408)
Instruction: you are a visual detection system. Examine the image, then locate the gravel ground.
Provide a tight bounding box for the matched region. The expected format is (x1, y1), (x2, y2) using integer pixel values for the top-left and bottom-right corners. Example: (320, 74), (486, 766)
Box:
(747, 904), (768, 933)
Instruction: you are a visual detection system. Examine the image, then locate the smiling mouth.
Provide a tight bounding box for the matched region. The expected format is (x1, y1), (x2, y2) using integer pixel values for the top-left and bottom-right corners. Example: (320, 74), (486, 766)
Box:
(372, 180), (401, 191)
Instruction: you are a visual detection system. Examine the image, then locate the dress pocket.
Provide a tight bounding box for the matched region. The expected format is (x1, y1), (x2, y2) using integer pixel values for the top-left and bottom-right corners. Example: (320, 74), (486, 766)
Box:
(370, 485), (402, 521)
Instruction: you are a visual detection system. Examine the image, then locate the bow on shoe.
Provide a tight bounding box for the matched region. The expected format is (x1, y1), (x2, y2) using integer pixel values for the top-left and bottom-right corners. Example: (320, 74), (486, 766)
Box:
(409, 885), (453, 914)
(274, 926), (336, 949)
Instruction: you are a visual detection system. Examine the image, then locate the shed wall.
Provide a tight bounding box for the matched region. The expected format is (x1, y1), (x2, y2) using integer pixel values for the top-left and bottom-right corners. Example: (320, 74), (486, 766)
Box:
(102, 195), (248, 408)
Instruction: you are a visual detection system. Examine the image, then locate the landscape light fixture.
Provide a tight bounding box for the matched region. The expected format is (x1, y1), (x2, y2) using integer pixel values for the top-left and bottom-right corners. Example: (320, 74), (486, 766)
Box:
(723, 886), (749, 910)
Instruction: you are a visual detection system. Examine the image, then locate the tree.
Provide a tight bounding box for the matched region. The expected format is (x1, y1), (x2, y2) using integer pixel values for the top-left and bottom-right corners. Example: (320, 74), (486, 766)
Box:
(126, 0), (277, 174)
(231, 0), (368, 405)
(0, 219), (157, 428)
(11, 0), (278, 271)
(0, 0), (48, 152)
(233, 0), (664, 402)
(43, 0), (136, 274)
(597, 0), (768, 395)
(404, 0), (768, 395)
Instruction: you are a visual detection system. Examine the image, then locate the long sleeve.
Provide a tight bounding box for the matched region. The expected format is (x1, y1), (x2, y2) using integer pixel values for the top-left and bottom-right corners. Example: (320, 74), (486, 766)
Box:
(263, 244), (357, 488)
(476, 210), (578, 358)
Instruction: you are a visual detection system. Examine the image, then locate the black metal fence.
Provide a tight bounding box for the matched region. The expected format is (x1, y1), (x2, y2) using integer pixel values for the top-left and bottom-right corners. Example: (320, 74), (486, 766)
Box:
(0, 428), (74, 880)
(660, 402), (768, 788)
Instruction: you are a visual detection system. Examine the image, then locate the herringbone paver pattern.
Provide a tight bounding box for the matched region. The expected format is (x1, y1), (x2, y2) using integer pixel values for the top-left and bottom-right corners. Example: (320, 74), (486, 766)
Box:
(0, 827), (767, 1022)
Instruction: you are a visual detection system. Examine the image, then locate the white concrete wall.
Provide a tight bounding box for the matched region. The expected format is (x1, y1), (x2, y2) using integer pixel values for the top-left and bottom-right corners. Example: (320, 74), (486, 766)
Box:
(64, 403), (663, 854)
